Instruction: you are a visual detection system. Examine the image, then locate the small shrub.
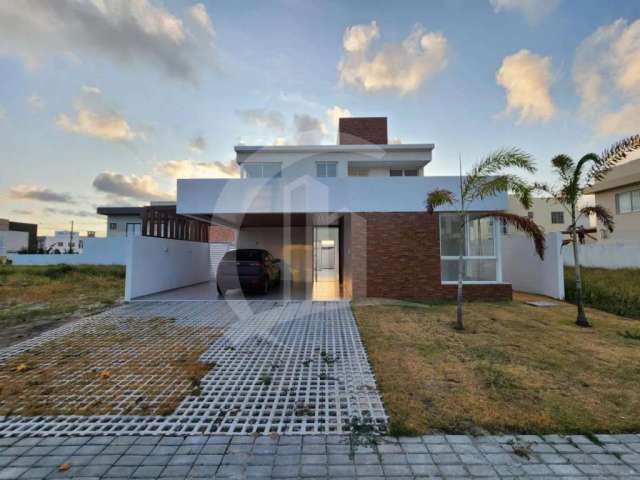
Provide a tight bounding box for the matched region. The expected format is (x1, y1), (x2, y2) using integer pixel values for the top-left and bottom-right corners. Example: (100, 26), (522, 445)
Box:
(620, 330), (640, 341)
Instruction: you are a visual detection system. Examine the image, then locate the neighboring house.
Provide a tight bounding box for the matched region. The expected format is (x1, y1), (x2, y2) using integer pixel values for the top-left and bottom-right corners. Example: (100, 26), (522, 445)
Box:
(585, 156), (640, 242)
(147, 116), (511, 301)
(96, 206), (145, 237)
(39, 230), (83, 253)
(0, 219), (37, 254)
(505, 195), (572, 235)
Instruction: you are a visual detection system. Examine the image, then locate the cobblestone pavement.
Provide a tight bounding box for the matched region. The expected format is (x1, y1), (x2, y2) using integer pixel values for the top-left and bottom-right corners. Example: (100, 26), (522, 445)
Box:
(1, 433), (640, 479)
(0, 300), (385, 436)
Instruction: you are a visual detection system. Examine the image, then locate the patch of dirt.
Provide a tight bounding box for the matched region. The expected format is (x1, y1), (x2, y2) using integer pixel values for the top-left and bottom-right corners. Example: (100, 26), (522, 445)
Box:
(0, 316), (220, 417)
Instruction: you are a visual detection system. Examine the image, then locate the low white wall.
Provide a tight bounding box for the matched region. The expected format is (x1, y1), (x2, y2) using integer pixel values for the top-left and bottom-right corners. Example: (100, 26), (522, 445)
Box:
(502, 232), (564, 299)
(0, 231), (29, 255)
(563, 240), (640, 269)
(8, 237), (129, 265)
(125, 236), (210, 301)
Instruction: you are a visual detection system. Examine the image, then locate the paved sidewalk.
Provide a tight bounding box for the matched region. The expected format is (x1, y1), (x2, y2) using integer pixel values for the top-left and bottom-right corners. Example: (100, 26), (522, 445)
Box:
(1, 433), (640, 479)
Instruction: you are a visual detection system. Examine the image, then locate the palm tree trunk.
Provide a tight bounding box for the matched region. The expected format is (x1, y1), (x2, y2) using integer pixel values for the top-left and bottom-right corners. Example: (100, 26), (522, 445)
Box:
(455, 234), (464, 331)
(572, 227), (590, 327)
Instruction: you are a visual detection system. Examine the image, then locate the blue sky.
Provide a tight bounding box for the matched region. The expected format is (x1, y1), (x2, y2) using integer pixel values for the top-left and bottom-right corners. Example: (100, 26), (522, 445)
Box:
(0, 0), (639, 235)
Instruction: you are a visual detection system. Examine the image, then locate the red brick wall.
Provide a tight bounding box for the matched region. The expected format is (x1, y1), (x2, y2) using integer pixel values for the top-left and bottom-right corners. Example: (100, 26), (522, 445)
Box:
(209, 225), (235, 243)
(338, 117), (388, 145)
(349, 212), (512, 301)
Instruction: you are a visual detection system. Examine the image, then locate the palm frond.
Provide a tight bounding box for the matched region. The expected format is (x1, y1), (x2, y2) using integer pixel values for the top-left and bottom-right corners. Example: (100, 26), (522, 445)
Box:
(473, 175), (533, 209)
(580, 205), (615, 233)
(587, 134), (640, 183)
(464, 148), (536, 198)
(534, 182), (568, 207)
(426, 189), (456, 213)
(550, 154), (574, 183)
(484, 212), (546, 260)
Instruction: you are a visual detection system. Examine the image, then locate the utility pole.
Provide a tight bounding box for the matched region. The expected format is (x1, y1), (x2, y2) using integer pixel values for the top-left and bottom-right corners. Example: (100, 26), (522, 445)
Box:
(69, 221), (74, 254)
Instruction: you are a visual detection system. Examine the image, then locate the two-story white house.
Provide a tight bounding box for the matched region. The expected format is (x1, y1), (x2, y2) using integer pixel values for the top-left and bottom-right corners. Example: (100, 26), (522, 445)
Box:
(139, 117), (510, 301)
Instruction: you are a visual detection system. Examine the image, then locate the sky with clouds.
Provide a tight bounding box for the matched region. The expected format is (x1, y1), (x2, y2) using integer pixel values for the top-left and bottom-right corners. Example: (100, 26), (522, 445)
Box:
(0, 0), (639, 235)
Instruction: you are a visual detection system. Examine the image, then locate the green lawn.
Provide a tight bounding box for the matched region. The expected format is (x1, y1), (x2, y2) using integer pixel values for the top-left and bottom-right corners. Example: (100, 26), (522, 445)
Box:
(565, 266), (640, 319)
(0, 265), (125, 347)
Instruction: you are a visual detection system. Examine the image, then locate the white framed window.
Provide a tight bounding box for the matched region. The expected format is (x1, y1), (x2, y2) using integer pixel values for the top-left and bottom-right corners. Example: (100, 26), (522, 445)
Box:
(390, 168), (419, 177)
(551, 211), (564, 224)
(316, 161), (337, 178)
(616, 189), (640, 214)
(242, 162), (282, 178)
(439, 214), (500, 283)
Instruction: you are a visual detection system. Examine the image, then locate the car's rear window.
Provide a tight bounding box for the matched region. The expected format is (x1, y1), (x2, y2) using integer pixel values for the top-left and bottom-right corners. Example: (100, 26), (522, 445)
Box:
(222, 250), (263, 261)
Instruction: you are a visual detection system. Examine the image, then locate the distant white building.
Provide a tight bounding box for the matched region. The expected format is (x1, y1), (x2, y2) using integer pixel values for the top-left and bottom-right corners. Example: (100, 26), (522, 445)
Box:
(39, 231), (84, 254)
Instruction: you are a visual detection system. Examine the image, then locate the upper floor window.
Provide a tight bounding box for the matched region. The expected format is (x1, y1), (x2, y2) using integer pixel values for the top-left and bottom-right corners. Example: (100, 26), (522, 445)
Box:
(109, 222), (117, 230)
(616, 189), (640, 214)
(551, 211), (564, 224)
(242, 162), (282, 178)
(527, 211), (534, 220)
(390, 168), (418, 176)
(316, 161), (337, 178)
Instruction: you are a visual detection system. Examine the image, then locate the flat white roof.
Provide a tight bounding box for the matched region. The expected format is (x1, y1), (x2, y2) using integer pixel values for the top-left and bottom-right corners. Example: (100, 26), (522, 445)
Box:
(234, 143), (434, 154)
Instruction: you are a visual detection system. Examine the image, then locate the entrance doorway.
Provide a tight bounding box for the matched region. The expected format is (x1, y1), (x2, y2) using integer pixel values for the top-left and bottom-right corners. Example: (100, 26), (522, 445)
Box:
(313, 226), (341, 300)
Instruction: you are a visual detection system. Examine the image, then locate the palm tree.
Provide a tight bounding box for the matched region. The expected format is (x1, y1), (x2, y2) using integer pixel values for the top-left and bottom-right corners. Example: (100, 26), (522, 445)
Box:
(426, 148), (546, 331)
(536, 134), (640, 327)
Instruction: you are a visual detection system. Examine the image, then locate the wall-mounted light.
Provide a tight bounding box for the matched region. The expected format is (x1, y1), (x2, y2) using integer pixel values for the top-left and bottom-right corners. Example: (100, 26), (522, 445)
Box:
(320, 239), (335, 248)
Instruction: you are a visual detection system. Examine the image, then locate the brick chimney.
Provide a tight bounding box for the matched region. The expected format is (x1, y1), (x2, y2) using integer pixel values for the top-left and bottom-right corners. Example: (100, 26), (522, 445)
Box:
(338, 117), (388, 145)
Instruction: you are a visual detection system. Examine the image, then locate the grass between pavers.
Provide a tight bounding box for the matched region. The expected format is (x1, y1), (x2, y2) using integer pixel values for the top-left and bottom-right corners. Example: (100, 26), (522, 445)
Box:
(0, 317), (220, 416)
(353, 293), (640, 436)
(0, 264), (125, 347)
(565, 266), (640, 319)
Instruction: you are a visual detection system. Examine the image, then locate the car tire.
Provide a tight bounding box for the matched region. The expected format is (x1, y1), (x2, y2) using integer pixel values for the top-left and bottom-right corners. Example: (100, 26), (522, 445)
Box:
(217, 283), (224, 297)
(263, 277), (269, 295)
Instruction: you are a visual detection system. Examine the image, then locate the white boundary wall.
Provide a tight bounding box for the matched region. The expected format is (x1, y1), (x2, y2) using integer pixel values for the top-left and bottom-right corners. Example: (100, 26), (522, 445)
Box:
(502, 232), (564, 299)
(8, 237), (128, 265)
(125, 236), (210, 301)
(209, 242), (233, 279)
(563, 240), (640, 269)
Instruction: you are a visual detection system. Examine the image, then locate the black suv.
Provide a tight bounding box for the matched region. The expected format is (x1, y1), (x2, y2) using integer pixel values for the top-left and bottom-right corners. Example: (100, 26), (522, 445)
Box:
(216, 249), (281, 296)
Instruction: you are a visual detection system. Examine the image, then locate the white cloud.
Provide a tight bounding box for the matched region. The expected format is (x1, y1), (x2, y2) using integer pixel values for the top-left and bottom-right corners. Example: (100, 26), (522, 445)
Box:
(574, 18), (640, 135)
(293, 114), (327, 145)
(27, 94), (45, 110)
(490, 0), (561, 22)
(327, 105), (352, 128)
(338, 22), (449, 95)
(597, 104), (640, 137)
(44, 207), (98, 218)
(189, 135), (207, 153)
(0, 0), (218, 83)
(188, 3), (214, 36)
(55, 88), (142, 142)
(236, 109), (286, 131)
(155, 159), (239, 179)
(343, 21), (379, 53)
(92, 172), (173, 202)
(9, 185), (73, 203)
(496, 49), (555, 124)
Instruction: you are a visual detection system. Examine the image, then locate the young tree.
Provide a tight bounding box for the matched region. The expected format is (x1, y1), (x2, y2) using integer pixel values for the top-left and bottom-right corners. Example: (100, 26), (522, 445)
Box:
(426, 148), (546, 331)
(536, 135), (640, 327)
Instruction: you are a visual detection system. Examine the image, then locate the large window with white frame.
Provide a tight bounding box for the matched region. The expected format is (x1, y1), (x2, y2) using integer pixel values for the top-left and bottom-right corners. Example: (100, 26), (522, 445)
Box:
(439, 214), (500, 283)
(242, 162), (282, 178)
(615, 189), (640, 214)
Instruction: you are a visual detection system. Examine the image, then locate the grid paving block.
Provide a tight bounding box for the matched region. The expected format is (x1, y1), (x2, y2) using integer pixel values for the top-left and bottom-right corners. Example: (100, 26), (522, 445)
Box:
(0, 301), (386, 438)
(0, 466), (27, 479)
(19, 466), (55, 479)
(132, 465), (165, 478)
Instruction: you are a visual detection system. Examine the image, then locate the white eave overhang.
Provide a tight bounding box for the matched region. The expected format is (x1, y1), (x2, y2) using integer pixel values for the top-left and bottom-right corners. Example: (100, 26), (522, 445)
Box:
(234, 143), (434, 163)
